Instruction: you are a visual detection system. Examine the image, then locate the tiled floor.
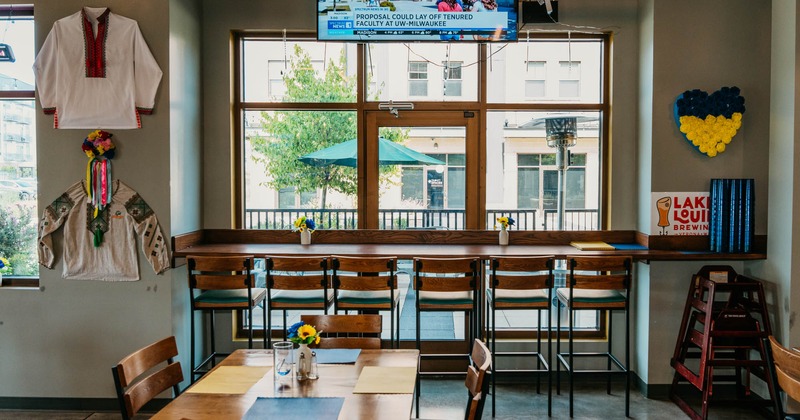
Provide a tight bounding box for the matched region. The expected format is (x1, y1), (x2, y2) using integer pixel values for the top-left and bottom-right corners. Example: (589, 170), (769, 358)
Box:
(0, 378), (769, 419)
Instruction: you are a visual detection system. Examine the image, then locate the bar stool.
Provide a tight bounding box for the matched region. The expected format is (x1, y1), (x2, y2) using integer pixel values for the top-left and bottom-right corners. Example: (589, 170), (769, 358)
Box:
(413, 256), (480, 415)
(187, 255), (266, 381)
(556, 255), (632, 417)
(331, 255), (399, 348)
(264, 255), (331, 346)
(487, 255), (555, 417)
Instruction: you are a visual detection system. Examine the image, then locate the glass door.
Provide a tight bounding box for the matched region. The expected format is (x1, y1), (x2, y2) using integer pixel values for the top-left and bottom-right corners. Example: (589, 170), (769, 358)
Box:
(365, 110), (480, 348)
(364, 110), (480, 230)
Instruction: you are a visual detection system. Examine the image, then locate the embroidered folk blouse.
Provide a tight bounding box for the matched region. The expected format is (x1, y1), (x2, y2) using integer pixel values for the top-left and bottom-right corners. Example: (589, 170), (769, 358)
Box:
(33, 7), (162, 129)
(38, 180), (170, 281)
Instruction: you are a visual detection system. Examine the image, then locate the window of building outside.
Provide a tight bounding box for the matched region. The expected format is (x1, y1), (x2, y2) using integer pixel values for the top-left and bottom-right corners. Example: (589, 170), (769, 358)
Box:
(408, 61), (428, 97)
(0, 6), (37, 286)
(236, 35), (608, 341)
(559, 60), (581, 98)
(525, 61), (546, 98)
(443, 61), (462, 97)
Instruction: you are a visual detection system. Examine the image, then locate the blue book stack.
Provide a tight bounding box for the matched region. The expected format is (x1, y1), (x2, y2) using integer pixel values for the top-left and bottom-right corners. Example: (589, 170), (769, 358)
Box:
(709, 179), (754, 253)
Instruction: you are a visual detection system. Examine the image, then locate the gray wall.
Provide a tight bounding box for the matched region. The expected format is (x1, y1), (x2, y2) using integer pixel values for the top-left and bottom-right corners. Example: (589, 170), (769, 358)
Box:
(750, 0), (800, 347)
(169, 0), (203, 386)
(1, 0), (796, 404)
(635, 0), (773, 386)
(0, 0), (202, 399)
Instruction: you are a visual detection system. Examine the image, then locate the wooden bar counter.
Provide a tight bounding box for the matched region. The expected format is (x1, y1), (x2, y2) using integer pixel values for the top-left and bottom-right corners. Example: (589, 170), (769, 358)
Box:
(171, 229), (766, 265)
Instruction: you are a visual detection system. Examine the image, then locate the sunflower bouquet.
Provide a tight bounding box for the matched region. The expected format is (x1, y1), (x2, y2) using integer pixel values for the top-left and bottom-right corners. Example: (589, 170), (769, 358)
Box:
(293, 216), (317, 233)
(287, 321), (321, 346)
(495, 216), (515, 230)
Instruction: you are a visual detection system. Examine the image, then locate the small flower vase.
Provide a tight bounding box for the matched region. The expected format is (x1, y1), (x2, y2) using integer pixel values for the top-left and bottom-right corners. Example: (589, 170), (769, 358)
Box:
(300, 230), (312, 245)
(498, 228), (509, 246)
(296, 343), (313, 380)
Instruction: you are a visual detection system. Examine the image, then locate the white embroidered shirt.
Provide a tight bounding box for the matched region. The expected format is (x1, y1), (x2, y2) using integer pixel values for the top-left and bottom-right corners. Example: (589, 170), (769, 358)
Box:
(38, 180), (170, 281)
(33, 7), (162, 129)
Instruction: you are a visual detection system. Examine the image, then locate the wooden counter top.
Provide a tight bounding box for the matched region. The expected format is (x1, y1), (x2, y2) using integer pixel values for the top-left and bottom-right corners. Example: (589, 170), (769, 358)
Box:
(171, 229), (766, 266)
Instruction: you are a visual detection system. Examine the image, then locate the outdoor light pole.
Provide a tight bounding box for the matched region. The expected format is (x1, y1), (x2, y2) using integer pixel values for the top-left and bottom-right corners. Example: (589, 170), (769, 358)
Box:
(545, 117), (577, 231)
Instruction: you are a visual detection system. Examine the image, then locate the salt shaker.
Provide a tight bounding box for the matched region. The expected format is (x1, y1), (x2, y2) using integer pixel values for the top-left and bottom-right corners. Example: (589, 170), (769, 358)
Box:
(308, 351), (319, 379)
(297, 352), (307, 380)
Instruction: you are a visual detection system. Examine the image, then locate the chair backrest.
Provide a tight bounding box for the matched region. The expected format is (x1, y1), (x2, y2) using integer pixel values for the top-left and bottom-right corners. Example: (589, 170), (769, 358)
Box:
(112, 336), (183, 420)
(768, 336), (800, 404)
(300, 314), (382, 349)
(567, 255), (632, 291)
(465, 339), (492, 420)
(413, 257), (480, 293)
(187, 255), (254, 292)
(489, 255), (555, 291)
(331, 255), (397, 293)
(265, 255), (329, 292)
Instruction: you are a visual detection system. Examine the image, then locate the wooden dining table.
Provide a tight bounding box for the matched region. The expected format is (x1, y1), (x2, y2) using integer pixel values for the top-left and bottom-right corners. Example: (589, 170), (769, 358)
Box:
(152, 349), (420, 420)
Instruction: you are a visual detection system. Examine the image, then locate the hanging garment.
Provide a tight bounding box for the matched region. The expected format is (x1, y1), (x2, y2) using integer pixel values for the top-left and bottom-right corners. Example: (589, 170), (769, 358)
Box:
(38, 180), (170, 281)
(33, 7), (162, 129)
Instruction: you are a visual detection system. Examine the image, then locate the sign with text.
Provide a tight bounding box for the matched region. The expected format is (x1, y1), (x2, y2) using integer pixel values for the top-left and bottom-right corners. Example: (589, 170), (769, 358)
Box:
(651, 192), (709, 236)
(318, 2), (518, 42)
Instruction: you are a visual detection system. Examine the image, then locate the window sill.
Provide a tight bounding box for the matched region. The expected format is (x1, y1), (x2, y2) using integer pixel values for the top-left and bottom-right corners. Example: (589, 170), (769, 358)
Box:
(1, 277), (40, 290)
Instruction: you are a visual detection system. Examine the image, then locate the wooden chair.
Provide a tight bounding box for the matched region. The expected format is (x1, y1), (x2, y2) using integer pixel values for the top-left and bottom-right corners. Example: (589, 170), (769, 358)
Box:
(413, 257), (481, 415)
(300, 314), (382, 349)
(112, 336), (183, 420)
(765, 335), (800, 418)
(265, 255), (331, 346)
(187, 255), (266, 380)
(465, 339), (492, 420)
(331, 255), (399, 348)
(487, 255), (554, 417)
(415, 339), (492, 420)
(556, 255), (632, 417)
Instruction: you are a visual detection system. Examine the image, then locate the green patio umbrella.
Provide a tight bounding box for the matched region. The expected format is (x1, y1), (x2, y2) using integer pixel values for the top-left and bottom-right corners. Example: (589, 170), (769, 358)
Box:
(298, 137), (445, 167)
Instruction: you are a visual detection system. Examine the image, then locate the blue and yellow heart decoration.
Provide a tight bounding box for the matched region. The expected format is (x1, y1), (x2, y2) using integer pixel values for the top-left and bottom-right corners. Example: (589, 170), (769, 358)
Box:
(674, 86), (745, 157)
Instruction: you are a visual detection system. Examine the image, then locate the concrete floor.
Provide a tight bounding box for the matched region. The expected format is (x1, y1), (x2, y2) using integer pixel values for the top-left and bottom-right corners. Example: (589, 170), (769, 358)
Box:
(418, 378), (768, 419)
(0, 378), (769, 419)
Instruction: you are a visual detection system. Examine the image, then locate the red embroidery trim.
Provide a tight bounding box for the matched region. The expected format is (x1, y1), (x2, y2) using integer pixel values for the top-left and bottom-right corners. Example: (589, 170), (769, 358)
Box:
(82, 9), (110, 78)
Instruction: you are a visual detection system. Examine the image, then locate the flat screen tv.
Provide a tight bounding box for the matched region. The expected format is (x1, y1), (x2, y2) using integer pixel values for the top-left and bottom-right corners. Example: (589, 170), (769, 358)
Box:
(317, 0), (519, 42)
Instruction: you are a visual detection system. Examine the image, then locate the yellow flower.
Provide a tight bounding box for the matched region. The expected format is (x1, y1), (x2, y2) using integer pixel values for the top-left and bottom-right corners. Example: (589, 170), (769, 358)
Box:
(298, 324), (317, 340)
(315, 335), (321, 345)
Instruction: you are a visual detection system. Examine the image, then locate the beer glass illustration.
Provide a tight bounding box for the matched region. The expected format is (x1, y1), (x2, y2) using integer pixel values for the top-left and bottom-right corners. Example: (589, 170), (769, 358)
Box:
(656, 196), (671, 235)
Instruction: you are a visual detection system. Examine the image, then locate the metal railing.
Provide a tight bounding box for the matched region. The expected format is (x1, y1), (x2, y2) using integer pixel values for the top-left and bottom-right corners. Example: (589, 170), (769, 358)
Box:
(543, 209), (600, 230)
(245, 208), (598, 230)
(245, 209), (358, 230)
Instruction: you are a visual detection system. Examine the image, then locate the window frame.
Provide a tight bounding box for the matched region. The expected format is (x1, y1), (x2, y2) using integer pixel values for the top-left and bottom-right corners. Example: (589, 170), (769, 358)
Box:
(0, 5), (37, 288)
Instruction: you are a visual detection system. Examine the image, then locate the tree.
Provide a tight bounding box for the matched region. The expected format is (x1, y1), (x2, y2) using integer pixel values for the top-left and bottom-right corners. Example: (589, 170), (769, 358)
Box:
(0, 204), (37, 276)
(249, 45), (405, 210)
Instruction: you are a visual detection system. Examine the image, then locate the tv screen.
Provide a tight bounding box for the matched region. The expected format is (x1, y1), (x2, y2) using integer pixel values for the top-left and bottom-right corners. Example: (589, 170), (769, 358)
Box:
(317, 0), (518, 42)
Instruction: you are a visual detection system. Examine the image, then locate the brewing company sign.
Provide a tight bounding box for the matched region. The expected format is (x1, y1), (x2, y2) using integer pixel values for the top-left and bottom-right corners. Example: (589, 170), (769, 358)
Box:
(651, 192), (709, 236)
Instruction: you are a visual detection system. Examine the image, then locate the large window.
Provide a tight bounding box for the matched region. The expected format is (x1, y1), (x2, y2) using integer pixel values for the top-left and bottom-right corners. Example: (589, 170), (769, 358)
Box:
(0, 6), (37, 284)
(236, 33), (609, 339)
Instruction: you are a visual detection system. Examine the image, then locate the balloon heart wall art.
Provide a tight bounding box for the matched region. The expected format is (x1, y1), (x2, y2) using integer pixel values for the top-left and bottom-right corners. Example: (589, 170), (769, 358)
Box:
(674, 86), (745, 157)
